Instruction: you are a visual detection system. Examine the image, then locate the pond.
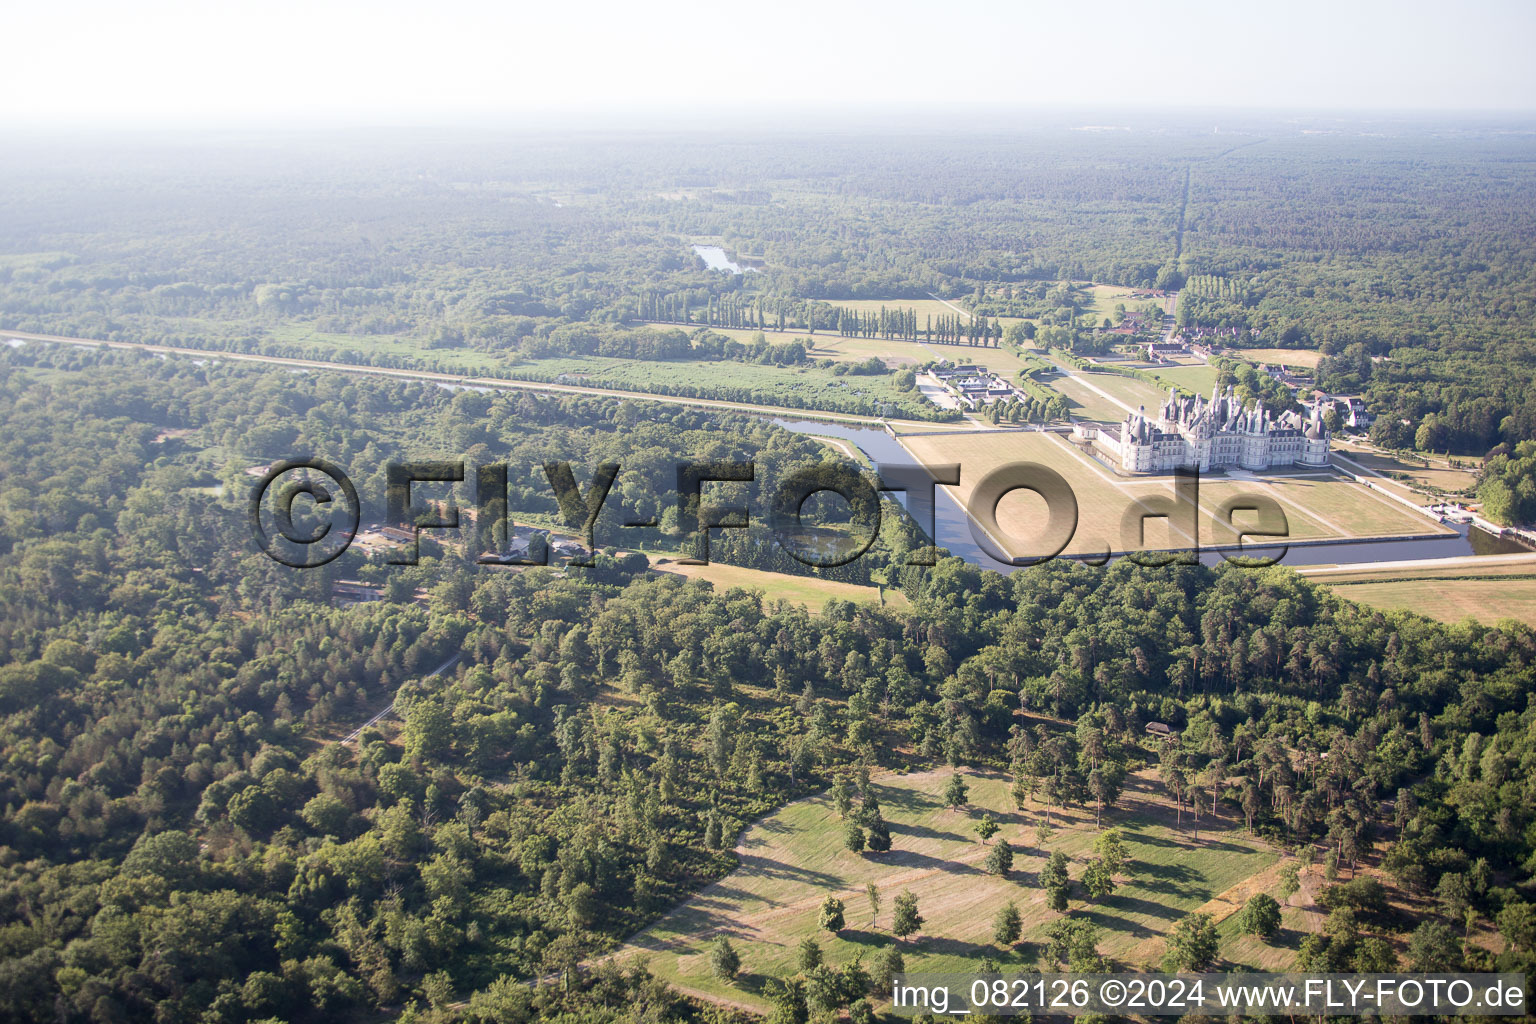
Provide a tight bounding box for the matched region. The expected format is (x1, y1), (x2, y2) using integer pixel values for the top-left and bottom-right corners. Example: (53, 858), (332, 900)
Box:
(771, 418), (1531, 573)
(692, 244), (760, 275)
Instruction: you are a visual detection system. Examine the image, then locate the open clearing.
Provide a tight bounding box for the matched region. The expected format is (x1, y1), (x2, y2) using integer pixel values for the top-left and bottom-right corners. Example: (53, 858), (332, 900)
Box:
(1299, 552), (1536, 585)
(1332, 441), (1480, 496)
(1042, 373), (1133, 422)
(895, 431), (1450, 561)
(1082, 284), (1163, 322)
(642, 322), (1026, 374)
(1301, 556), (1536, 627)
(1231, 347), (1324, 369)
(650, 559), (908, 612)
(1076, 371), (1169, 412)
(495, 353), (922, 411)
(1322, 578), (1536, 626)
(614, 769), (1279, 1012)
(1147, 363), (1221, 396)
(826, 298), (973, 323)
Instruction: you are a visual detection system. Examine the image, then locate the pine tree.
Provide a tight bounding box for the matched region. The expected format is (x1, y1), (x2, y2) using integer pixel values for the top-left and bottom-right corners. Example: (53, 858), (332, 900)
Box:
(1041, 850), (1071, 912)
(710, 936), (741, 981)
(866, 812), (892, 853)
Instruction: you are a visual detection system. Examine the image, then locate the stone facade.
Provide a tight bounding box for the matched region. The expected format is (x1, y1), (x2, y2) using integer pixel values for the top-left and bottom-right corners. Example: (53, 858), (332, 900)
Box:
(1091, 385), (1329, 474)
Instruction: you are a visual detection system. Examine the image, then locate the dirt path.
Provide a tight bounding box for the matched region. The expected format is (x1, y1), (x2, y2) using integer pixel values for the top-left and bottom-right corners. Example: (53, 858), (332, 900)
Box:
(1188, 856), (1290, 924)
(926, 293), (972, 319)
(337, 652), (460, 745)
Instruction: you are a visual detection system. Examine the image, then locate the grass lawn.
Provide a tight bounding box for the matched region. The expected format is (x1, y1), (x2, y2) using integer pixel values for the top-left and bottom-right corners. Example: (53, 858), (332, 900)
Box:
(1332, 443), (1480, 496)
(1081, 284), (1160, 323)
(638, 322), (1023, 374)
(1040, 375), (1129, 422)
(825, 298), (971, 322)
(1232, 474), (1452, 541)
(1231, 347), (1323, 369)
(1078, 372), (1168, 412)
(1318, 577), (1536, 627)
(650, 559), (908, 613)
(250, 323), (939, 417)
(1148, 363), (1221, 396)
(262, 324), (521, 376)
(1217, 900), (1314, 971)
(491, 354), (928, 415)
(896, 431), (1451, 561)
(613, 769), (1279, 1013)
(1299, 554), (1536, 585)
(808, 335), (1026, 375)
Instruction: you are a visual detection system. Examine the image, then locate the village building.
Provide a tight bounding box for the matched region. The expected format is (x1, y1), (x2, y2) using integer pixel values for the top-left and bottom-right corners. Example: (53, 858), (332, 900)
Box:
(1303, 391), (1374, 429)
(929, 363), (1027, 409)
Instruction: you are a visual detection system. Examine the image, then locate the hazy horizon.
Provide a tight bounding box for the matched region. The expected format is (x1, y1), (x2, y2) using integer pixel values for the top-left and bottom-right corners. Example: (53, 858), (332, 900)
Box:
(5, 0), (1535, 128)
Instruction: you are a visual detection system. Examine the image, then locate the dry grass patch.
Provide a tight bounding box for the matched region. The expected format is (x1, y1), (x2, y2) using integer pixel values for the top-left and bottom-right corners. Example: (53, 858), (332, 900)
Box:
(1231, 347), (1323, 369)
(1323, 578), (1536, 627)
(613, 769), (1278, 1012)
(896, 432), (1447, 562)
(651, 559), (907, 612)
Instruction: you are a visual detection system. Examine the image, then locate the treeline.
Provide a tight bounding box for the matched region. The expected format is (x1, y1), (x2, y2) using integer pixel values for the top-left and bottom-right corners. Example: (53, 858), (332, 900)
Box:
(2, 351), (1536, 1024)
(1476, 440), (1536, 526)
(8, 129), (1536, 453)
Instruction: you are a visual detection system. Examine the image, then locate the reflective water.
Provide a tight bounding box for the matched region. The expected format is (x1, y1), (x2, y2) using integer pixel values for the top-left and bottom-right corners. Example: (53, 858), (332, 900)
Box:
(693, 244), (760, 274)
(771, 418), (1530, 572)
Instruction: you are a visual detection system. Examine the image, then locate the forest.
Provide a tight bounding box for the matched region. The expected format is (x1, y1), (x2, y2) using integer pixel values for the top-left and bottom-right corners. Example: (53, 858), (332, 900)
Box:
(4, 122), (1535, 453)
(1, 347), (1536, 1023)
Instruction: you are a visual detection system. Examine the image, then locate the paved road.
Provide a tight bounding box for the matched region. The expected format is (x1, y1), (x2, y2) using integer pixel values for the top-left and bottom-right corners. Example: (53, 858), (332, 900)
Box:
(339, 652), (461, 745)
(1297, 551), (1536, 577)
(1161, 290), (1179, 342)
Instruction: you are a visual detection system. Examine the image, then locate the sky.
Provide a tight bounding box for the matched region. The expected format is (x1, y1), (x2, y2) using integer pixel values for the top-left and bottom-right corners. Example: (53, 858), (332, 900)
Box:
(4, 0), (1534, 126)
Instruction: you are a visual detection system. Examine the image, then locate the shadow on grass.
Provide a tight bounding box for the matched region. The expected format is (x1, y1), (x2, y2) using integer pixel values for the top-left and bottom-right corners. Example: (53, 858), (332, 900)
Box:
(735, 854), (844, 890)
(877, 849), (983, 877)
(1270, 925), (1306, 951)
(903, 934), (993, 960)
(1075, 903), (1164, 937)
(835, 927), (893, 948)
(889, 821), (972, 844)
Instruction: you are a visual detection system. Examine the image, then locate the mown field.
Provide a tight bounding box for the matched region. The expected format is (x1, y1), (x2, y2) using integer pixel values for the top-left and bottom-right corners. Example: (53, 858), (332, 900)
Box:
(650, 559), (908, 613)
(1148, 363), (1222, 396)
(1332, 442), (1481, 495)
(826, 298), (972, 322)
(1040, 373), (1133, 421)
(1081, 284), (1162, 323)
(638, 322), (1023, 373)
(613, 769), (1283, 1013)
(1322, 578), (1536, 627)
(1301, 554), (1536, 627)
(1078, 371), (1169, 412)
(895, 431), (1450, 561)
(1231, 347), (1324, 369)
